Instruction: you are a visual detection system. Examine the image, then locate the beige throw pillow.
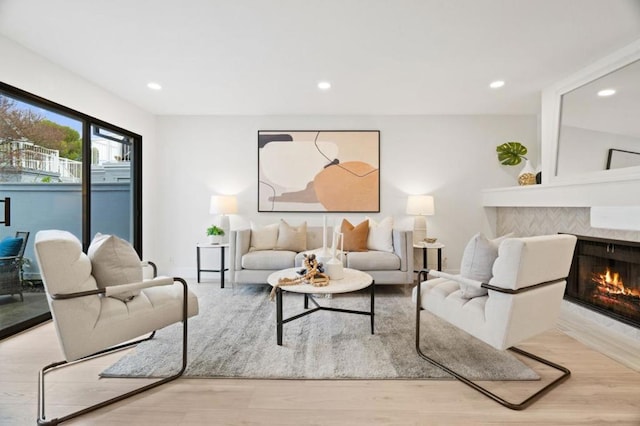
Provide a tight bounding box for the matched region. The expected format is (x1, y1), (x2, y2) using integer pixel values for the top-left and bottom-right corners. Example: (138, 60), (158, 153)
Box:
(341, 219), (370, 252)
(249, 222), (279, 251)
(365, 216), (394, 252)
(275, 220), (307, 252)
(87, 233), (142, 302)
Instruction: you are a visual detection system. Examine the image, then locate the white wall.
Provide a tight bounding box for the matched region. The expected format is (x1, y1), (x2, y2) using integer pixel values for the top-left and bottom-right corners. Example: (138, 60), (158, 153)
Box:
(153, 115), (537, 278)
(0, 35), (539, 279)
(0, 35), (158, 254)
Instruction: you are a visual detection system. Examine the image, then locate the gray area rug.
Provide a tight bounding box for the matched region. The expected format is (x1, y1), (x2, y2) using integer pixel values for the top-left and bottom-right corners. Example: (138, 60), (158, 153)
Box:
(101, 284), (538, 381)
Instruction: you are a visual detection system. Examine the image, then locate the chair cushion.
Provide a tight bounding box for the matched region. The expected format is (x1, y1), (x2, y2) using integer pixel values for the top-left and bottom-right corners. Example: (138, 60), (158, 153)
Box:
(242, 250), (296, 270)
(0, 237), (23, 256)
(347, 251), (400, 271)
(341, 219), (369, 252)
(250, 222), (279, 251)
(366, 216), (394, 252)
(274, 220), (307, 252)
(87, 233), (142, 302)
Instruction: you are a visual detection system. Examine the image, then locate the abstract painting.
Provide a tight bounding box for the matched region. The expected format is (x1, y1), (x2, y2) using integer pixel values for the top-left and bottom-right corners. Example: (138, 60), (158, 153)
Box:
(258, 130), (380, 212)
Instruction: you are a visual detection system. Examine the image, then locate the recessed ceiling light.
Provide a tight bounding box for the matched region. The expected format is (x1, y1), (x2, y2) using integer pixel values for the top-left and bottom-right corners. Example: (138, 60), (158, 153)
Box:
(597, 89), (616, 97)
(489, 80), (505, 89)
(147, 82), (162, 90)
(318, 81), (331, 90)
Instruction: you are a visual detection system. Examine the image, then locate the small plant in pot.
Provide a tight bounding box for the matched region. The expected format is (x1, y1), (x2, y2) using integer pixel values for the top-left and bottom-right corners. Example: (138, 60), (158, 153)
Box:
(496, 141), (536, 185)
(206, 225), (225, 244)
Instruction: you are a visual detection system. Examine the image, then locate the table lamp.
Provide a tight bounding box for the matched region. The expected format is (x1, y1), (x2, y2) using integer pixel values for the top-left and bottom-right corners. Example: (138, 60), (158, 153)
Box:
(209, 195), (238, 243)
(406, 195), (435, 245)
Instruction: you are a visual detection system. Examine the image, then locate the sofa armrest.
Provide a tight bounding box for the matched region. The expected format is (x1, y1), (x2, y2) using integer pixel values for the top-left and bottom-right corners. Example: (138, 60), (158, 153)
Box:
(392, 229), (413, 273)
(229, 229), (251, 280)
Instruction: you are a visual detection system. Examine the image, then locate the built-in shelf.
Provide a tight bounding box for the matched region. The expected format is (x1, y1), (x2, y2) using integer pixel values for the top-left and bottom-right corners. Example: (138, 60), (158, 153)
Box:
(482, 177), (640, 207)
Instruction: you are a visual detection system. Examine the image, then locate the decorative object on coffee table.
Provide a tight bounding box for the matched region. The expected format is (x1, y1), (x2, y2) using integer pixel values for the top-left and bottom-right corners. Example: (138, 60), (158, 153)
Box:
(270, 254), (329, 300)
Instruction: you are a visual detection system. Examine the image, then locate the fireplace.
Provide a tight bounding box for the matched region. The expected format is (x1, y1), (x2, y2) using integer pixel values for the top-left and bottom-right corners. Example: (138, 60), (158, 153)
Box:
(565, 235), (640, 329)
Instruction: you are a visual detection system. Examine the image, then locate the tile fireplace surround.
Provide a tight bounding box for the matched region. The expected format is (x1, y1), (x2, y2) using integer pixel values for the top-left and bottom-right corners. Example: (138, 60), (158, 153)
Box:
(496, 206), (640, 345)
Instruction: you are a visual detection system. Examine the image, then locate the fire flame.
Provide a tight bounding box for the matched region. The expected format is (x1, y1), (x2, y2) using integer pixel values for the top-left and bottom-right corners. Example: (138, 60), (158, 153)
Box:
(592, 268), (640, 297)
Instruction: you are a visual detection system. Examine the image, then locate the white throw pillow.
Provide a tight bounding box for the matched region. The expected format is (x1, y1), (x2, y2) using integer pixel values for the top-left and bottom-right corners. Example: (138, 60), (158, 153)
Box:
(275, 219), (307, 252)
(458, 233), (512, 298)
(365, 216), (394, 252)
(87, 233), (142, 302)
(249, 222), (279, 251)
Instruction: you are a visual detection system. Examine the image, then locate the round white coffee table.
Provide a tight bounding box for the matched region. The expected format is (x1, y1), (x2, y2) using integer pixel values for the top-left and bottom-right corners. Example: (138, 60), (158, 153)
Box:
(267, 268), (375, 346)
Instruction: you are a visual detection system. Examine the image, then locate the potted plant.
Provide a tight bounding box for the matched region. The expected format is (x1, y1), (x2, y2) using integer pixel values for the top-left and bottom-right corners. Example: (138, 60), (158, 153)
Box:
(496, 141), (536, 185)
(206, 225), (225, 244)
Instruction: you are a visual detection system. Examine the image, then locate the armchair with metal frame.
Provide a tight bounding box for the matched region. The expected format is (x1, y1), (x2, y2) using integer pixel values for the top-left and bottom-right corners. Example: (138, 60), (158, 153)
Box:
(414, 234), (577, 410)
(34, 230), (199, 425)
(0, 230), (29, 301)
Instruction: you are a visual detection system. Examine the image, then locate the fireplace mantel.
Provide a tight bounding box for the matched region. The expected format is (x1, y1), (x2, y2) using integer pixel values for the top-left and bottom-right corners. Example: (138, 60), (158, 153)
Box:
(482, 177), (640, 207)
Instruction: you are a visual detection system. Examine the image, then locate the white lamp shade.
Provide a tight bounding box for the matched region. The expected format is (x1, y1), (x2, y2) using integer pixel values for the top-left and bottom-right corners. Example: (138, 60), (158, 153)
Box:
(406, 195), (435, 216)
(209, 195), (238, 215)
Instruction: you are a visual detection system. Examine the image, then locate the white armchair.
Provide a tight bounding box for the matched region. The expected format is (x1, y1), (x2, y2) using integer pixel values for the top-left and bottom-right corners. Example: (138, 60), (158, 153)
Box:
(34, 230), (199, 425)
(414, 234), (577, 410)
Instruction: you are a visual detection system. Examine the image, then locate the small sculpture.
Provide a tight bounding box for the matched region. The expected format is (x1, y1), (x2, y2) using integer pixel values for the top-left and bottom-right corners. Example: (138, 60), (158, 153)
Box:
(269, 254), (330, 300)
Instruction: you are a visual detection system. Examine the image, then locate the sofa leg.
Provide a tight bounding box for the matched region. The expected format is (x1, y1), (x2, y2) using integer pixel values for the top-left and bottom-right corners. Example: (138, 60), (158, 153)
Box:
(414, 272), (571, 410)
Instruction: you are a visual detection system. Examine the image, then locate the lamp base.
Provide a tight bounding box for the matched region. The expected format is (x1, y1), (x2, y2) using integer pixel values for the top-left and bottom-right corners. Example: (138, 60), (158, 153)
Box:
(218, 215), (230, 244)
(413, 216), (427, 245)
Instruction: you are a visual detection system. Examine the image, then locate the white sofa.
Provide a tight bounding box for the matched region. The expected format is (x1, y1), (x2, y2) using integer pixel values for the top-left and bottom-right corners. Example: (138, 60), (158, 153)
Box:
(229, 226), (414, 285)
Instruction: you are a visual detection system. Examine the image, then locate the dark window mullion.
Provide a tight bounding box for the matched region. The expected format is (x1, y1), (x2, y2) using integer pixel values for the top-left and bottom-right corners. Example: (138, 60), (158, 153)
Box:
(82, 120), (92, 252)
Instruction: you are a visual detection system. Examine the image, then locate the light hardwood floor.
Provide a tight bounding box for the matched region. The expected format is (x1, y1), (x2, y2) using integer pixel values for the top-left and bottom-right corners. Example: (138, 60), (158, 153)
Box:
(1, 283), (639, 425)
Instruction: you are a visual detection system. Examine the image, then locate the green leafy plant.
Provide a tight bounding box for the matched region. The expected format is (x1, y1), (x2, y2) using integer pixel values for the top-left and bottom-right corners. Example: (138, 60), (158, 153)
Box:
(206, 225), (224, 236)
(496, 141), (528, 166)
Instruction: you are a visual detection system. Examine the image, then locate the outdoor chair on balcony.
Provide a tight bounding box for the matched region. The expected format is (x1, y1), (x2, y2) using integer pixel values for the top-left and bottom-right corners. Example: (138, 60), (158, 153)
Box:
(414, 233), (577, 410)
(34, 230), (199, 425)
(0, 231), (29, 301)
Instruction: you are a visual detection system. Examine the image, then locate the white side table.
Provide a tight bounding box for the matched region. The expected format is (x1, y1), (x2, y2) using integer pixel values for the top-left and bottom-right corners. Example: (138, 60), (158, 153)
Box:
(196, 243), (229, 288)
(413, 242), (445, 272)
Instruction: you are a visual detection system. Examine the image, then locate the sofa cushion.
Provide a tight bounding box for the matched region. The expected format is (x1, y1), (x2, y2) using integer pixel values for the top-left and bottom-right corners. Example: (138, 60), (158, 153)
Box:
(88, 233), (142, 302)
(347, 251), (400, 271)
(275, 220), (307, 252)
(250, 223), (279, 251)
(341, 219), (369, 252)
(242, 250), (296, 270)
(366, 216), (394, 252)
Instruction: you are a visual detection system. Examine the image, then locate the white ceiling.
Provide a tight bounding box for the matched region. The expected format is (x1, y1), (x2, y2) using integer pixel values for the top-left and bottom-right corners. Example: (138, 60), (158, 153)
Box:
(1, 0), (639, 116)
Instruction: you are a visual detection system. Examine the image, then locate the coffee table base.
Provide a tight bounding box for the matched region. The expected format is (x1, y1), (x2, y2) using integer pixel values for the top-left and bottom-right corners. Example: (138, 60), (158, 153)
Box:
(275, 282), (375, 346)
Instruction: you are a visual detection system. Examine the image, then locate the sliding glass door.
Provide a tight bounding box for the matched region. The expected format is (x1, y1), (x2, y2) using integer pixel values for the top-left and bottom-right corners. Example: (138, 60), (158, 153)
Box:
(0, 83), (142, 339)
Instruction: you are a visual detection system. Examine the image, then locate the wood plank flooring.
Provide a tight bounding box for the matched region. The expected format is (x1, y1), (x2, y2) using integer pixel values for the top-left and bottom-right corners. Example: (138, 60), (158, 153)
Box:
(1, 283), (639, 425)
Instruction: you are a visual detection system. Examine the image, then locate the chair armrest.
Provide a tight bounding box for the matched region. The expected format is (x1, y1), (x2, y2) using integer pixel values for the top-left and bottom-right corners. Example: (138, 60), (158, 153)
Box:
(423, 269), (564, 294)
(104, 276), (174, 297)
(51, 276), (175, 300)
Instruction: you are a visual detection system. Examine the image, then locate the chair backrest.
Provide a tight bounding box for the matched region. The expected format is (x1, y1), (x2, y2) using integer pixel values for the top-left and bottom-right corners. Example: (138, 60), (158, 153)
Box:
(15, 231), (29, 258)
(483, 234), (577, 350)
(34, 230), (102, 360)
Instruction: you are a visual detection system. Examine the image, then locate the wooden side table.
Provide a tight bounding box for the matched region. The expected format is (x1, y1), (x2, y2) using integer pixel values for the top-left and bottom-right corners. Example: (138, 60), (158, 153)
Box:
(413, 242), (445, 272)
(196, 243), (229, 288)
